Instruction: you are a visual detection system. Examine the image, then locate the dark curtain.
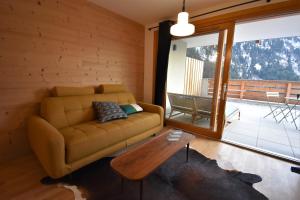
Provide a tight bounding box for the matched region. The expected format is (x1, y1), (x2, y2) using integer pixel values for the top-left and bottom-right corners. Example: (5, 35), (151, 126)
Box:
(154, 20), (174, 106)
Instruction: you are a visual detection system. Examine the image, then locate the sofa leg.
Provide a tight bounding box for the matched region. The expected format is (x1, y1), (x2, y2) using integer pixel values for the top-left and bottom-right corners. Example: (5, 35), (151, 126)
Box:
(68, 173), (73, 181)
(121, 177), (124, 193)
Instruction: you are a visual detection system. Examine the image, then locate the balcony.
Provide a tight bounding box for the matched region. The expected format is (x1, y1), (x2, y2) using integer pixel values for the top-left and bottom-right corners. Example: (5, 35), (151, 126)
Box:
(167, 79), (300, 161)
(223, 98), (300, 161)
(220, 79), (300, 161)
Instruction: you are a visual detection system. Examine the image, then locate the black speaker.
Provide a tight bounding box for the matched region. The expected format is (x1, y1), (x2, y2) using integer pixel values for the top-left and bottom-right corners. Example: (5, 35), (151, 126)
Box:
(173, 44), (177, 51)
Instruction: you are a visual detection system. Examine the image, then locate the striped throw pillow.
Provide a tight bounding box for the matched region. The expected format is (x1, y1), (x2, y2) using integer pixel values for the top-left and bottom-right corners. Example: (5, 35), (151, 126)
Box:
(120, 104), (143, 115)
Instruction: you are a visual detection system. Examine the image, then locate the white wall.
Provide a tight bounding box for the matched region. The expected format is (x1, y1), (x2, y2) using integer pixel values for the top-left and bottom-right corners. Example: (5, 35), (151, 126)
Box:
(165, 40), (187, 111)
(181, 33), (219, 48)
(167, 40), (187, 94)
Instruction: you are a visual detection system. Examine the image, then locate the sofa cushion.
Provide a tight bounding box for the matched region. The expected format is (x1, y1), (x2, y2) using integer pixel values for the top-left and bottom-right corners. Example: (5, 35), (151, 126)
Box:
(41, 92), (136, 129)
(53, 86), (95, 97)
(60, 112), (161, 163)
(93, 102), (127, 122)
(99, 84), (127, 94)
(112, 112), (161, 139)
(60, 121), (126, 163)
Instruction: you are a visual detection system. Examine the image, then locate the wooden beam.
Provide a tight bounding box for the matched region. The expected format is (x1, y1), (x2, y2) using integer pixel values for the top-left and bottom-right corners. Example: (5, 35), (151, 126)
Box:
(286, 82), (292, 103)
(210, 30), (225, 131)
(240, 81), (245, 99)
(216, 24), (236, 139)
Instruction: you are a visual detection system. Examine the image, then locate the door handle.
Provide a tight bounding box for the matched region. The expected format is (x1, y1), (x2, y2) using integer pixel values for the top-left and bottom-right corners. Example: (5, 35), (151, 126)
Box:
(222, 83), (228, 100)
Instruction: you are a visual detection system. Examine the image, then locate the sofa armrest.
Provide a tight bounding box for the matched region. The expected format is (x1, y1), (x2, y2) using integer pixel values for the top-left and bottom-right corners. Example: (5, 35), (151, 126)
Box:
(138, 102), (164, 126)
(27, 115), (68, 178)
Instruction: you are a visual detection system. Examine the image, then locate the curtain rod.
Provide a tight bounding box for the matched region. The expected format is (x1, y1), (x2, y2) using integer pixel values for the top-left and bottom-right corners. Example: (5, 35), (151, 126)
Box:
(148, 0), (271, 31)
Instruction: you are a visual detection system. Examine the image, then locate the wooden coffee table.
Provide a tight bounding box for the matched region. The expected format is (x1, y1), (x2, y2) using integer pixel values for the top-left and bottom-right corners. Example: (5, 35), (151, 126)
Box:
(110, 129), (195, 200)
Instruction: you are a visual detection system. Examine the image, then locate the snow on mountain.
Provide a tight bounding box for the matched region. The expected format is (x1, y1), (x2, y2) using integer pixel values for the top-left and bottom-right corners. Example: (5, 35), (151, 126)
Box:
(186, 36), (300, 81)
(254, 63), (262, 71)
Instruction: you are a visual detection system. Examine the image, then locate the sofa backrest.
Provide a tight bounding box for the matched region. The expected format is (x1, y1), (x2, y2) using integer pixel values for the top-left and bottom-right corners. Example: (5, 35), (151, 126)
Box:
(40, 85), (136, 129)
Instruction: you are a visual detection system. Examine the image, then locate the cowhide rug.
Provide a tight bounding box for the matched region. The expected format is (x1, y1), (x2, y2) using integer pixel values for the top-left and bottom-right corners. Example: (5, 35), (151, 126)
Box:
(41, 149), (268, 200)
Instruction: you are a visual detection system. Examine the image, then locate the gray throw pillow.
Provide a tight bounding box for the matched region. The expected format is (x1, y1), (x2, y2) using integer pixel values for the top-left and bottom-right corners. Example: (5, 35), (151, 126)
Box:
(93, 101), (127, 123)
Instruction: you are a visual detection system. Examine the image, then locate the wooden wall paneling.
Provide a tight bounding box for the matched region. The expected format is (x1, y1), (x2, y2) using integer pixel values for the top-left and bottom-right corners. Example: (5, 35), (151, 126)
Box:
(152, 30), (158, 103)
(0, 0), (144, 162)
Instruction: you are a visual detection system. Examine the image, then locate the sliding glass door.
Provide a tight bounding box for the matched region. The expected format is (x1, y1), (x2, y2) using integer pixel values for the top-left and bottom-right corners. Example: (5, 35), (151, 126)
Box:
(165, 24), (234, 139)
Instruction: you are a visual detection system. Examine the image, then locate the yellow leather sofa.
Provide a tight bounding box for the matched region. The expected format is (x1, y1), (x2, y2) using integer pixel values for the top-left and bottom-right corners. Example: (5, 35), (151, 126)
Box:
(27, 84), (164, 178)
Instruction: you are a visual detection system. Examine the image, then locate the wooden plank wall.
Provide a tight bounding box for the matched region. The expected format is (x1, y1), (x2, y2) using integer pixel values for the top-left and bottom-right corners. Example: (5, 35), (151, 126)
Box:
(0, 0), (145, 162)
(183, 57), (204, 96)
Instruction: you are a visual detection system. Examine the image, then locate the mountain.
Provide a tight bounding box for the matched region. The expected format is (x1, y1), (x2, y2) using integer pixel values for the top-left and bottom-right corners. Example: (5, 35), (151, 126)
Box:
(186, 36), (300, 81)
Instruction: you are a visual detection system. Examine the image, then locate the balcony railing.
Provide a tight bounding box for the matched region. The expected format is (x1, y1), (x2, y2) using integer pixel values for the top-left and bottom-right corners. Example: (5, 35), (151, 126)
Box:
(208, 79), (300, 103)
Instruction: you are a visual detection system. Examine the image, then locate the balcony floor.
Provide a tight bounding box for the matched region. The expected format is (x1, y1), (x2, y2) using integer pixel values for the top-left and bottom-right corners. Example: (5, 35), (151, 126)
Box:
(223, 99), (300, 161)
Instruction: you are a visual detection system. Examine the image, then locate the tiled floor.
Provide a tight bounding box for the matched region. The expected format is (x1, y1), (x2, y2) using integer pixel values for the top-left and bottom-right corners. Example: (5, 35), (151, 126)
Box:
(223, 99), (300, 161)
(165, 99), (300, 161)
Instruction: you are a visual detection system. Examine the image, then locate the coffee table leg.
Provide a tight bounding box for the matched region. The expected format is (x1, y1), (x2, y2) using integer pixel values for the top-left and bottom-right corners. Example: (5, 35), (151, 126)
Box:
(140, 180), (143, 200)
(186, 143), (190, 162)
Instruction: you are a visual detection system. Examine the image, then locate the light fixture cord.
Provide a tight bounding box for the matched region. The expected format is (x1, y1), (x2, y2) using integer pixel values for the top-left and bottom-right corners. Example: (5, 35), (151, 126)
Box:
(182, 0), (186, 12)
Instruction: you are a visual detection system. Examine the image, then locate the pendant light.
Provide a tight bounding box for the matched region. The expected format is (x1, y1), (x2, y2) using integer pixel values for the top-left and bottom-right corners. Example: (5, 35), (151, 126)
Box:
(170, 0), (195, 37)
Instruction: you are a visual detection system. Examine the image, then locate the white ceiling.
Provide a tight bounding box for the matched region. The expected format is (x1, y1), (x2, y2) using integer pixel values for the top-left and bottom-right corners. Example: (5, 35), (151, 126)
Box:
(234, 14), (300, 42)
(89, 0), (242, 25)
(181, 33), (220, 47)
(180, 14), (300, 48)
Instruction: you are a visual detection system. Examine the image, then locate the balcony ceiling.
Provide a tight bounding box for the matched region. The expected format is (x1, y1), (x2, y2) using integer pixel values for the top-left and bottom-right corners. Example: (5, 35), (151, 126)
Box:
(89, 0), (242, 25)
(181, 14), (300, 48)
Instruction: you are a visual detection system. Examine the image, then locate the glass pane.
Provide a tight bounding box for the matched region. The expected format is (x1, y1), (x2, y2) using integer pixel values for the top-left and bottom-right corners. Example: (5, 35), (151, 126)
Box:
(222, 14), (300, 162)
(165, 32), (222, 130)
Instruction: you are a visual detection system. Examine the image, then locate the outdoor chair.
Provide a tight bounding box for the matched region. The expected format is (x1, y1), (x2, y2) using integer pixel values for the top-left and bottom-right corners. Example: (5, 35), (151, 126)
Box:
(168, 93), (197, 122)
(264, 92), (288, 123)
(168, 93), (240, 124)
(225, 104), (241, 124)
(278, 95), (300, 129)
(194, 96), (212, 120)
